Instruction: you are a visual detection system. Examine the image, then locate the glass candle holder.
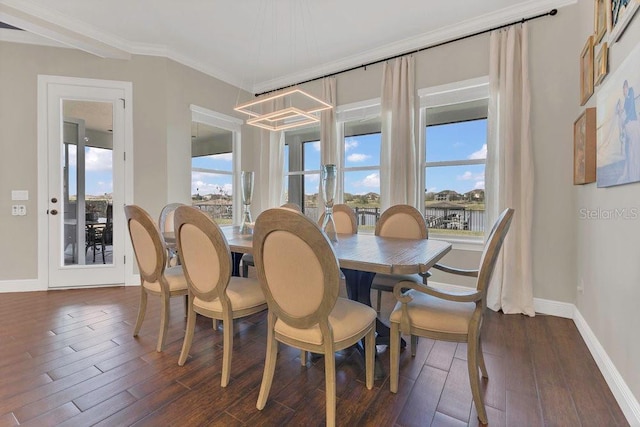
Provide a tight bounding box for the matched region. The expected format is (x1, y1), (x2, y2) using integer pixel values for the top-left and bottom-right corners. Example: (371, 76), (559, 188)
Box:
(320, 164), (338, 243)
(240, 171), (254, 235)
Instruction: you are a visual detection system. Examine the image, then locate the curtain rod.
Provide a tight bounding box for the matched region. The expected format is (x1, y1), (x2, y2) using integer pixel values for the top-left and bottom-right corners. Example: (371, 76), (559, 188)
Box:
(256, 8), (557, 97)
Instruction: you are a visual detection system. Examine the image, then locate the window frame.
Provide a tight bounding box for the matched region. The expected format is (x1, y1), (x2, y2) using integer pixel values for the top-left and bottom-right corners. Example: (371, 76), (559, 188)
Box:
(189, 104), (243, 225)
(418, 77), (489, 247)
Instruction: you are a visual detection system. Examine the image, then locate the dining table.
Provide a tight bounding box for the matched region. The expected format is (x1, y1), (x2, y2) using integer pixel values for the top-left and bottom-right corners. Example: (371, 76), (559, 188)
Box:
(165, 225), (452, 329)
(165, 225), (452, 377)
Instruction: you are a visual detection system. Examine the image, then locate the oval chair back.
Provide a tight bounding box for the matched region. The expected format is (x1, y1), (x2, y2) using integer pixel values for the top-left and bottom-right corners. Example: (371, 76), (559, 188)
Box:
(125, 205), (167, 287)
(318, 203), (358, 234)
(253, 207), (340, 330)
(375, 204), (428, 239)
(173, 206), (232, 306)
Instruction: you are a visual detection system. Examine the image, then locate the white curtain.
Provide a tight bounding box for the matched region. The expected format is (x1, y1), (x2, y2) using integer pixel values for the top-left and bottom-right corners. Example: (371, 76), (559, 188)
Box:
(320, 77), (340, 205)
(380, 56), (419, 212)
(486, 23), (535, 316)
(321, 77), (338, 165)
(258, 129), (285, 209)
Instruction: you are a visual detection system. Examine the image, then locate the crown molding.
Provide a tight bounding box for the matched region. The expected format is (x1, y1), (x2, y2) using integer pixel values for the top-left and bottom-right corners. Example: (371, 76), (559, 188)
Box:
(253, 0), (577, 93)
(0, 1), (130, 59)
(0, 27), (67, 48)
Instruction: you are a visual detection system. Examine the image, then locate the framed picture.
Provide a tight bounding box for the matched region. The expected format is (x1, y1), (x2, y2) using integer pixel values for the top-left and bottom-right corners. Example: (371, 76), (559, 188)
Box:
(595, 42), (609, 85)
(596, 41), (640, 187)
(574, 108), (597, 185)
(580, 35), (594, 106)
(609, 0), (640, 42)
(595, 0), (608, 42)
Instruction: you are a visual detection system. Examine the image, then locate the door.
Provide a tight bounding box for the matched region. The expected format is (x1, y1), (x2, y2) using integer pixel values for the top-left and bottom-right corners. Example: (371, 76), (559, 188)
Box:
(45, 81), (128, 287)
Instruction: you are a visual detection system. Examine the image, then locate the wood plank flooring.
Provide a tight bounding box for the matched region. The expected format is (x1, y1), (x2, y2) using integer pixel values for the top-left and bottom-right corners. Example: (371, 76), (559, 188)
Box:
(0, 284), (628, 426)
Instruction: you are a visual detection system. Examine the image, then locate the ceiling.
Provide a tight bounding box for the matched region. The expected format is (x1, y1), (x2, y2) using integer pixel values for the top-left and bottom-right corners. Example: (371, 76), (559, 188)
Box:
(0, 0), (574, 93)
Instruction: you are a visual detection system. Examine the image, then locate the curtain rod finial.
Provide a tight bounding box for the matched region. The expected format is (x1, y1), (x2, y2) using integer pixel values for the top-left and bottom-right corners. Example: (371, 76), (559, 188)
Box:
(550, 9), (558, 16)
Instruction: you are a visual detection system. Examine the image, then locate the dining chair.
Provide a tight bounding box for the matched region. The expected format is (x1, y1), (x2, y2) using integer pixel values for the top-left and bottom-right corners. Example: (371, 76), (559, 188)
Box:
(241, 203), (302, 277)
(159, 203), (186, 266)
(389, 208), (514, 425)
(125, 204), (189, 352)
(371, 204), (430, 312)
(253, 207), (376, 427)
(174, 206), (267, 387)
(318, 203), (358, 234)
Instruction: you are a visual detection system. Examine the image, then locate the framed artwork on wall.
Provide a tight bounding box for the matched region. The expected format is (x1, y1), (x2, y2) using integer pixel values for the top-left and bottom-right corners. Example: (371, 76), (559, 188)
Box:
(595, 0), (608, 42)
(574, 108), (597, 185)
(596, 40), (640, 187)
(580, 35), (594, 106)
(608, 0), (640, 42)
(595, 42), (609, 85)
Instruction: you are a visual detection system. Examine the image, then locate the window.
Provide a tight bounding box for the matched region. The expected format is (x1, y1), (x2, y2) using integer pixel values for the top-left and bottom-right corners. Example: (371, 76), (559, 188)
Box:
(189, 105), (242, 225)
(284, 126), (321, 220)
(421, 80), (489, 238)
(342, 116), (381, 233)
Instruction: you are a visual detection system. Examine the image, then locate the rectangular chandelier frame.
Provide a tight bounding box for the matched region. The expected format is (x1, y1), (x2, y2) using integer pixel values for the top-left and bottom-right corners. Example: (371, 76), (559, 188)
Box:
(234, 88), (332, 132)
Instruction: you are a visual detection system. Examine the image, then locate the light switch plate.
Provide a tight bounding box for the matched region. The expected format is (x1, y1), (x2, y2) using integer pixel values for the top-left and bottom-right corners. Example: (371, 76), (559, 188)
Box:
(11, 190), (29, 201)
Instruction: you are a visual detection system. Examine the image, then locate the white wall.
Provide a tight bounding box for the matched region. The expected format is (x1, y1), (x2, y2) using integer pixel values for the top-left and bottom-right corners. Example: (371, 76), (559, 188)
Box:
(0, 41), (251, 281)
(574, 1), (640, 408)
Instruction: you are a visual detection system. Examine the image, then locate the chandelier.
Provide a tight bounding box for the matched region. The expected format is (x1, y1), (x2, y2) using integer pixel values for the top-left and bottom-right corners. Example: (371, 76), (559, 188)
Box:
(234, 88), (332, 132)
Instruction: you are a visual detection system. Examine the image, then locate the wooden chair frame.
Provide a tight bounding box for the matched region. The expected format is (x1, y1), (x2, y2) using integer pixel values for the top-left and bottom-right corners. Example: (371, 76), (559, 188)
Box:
(372, 204), (430, 311)
(174, 206), (267, 387)
(125, 204), (188, 352)
(253, 208), (375, 426)
(389, 208), (514, 424)
(159, 203), (186, 265)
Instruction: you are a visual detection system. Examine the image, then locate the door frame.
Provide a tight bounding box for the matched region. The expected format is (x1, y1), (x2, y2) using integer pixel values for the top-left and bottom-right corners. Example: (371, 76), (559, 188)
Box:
(37, 75), (135, 288)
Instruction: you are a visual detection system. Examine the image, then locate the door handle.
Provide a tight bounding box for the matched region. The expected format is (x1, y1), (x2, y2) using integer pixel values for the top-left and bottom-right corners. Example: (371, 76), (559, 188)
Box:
(50, 209), (58, 215)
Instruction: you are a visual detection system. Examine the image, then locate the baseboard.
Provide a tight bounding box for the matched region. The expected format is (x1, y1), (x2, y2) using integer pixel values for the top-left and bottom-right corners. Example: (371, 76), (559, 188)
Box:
(430, 280), (639, 425)
(533, 296), (575, 318)
(0, 279), (46, 293)
(0, 277), (139, 293)
(573, 309), (640, 426)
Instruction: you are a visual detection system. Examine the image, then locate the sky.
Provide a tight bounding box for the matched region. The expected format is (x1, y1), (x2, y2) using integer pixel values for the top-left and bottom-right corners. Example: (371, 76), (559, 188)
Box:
(299, 118), (487, 195)
(72, 119), (486, 198)
(67, 145), (114, 197)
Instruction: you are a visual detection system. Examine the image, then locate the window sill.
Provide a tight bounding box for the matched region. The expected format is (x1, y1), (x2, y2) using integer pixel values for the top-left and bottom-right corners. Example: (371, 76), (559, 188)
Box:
(429, 234), (484, 251)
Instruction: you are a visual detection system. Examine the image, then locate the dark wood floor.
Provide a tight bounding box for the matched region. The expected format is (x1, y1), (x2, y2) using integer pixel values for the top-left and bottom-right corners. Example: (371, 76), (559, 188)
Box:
(0, 284), (628, 427)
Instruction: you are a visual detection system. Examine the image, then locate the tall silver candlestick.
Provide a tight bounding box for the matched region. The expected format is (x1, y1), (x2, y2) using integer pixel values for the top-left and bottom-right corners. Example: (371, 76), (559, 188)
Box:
(320, 164), (338, 243)
(241, 171), (254, 235)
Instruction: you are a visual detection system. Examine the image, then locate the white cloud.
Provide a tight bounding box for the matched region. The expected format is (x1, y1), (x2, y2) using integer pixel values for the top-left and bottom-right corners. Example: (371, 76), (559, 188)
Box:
(85, 147), (113, 171)
(67, 146), (112, 172)
(457, 171), (484, 182)
(347, 153), (371, 162)
(362, 173), (380, 188)
(468, 144), (487, 160)
(312, 141), (321, 152)
(474, 180), (485, 190)
(191, 171), (233, 195)
(192, 181), (233, 196)
(345, 138), (359, 151)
